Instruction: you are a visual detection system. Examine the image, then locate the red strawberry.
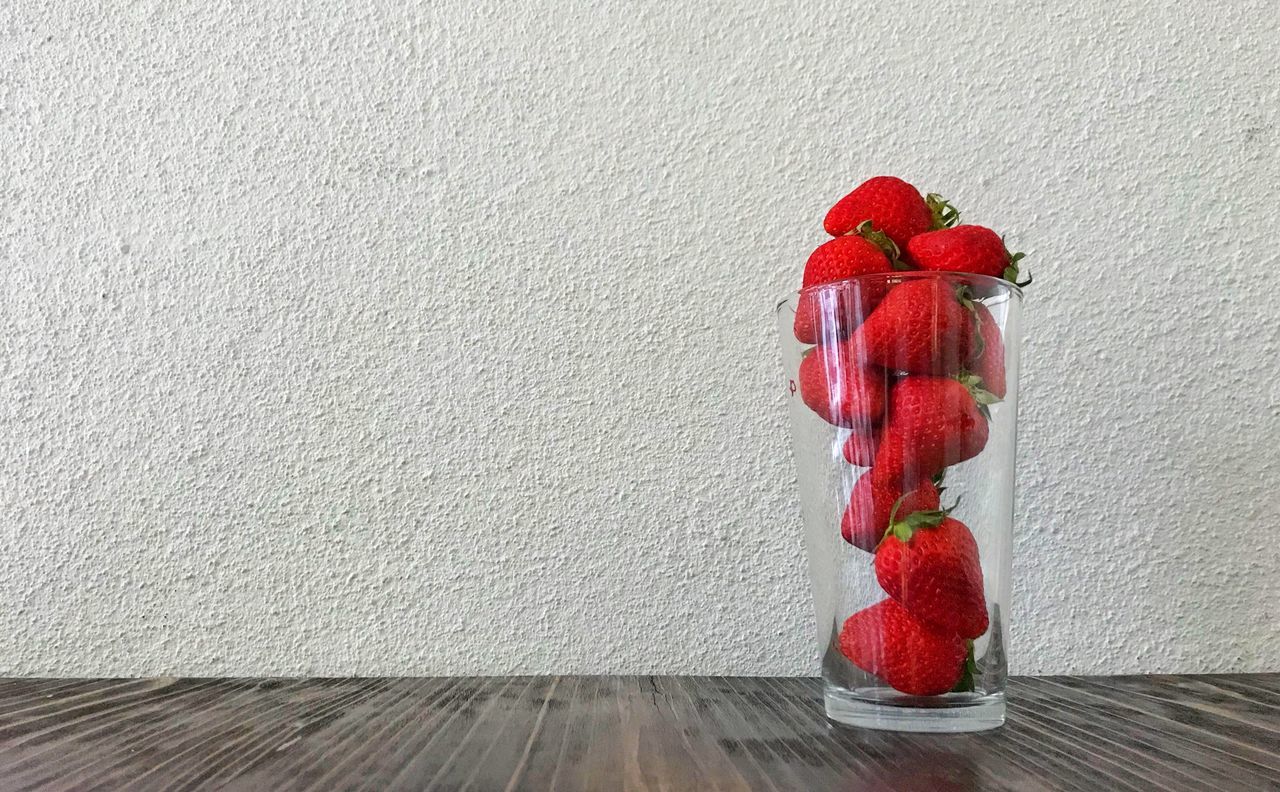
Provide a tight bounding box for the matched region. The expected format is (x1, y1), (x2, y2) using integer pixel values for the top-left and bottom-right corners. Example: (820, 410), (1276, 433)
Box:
(793, 236), (894, 344)
(824, 177), (954, 248)
(875, 509), (989, 639)
(840, 469), (938, 551)
(842, 422), (881, 468)
(839, 599), (968, 696)
(798, 344), (888, 428)
(850, 279), (976, 375)
(968, 302), (1006, 398)
(906, 225), (1028, 283)
(873, 376), (992, 487)
(801, 235), (893, 288)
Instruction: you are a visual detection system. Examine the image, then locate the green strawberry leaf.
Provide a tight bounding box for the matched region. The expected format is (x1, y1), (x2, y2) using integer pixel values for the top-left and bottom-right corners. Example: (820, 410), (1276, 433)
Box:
(954, 288), (987, 358)
(854, 220), (909, 270)
(906, 509), (946, 529)
(951, 641), (978, 693)
(1002, 245), (1031, 286)
(884, 506), (949, 544)
(883, 494), (960, 545)
(956, 373), (1001, 420)
(955, 287), (990, 359)
(972, 389), (1001, 406)
(926, 193), (961, 229)
(970, 323), (986, 359)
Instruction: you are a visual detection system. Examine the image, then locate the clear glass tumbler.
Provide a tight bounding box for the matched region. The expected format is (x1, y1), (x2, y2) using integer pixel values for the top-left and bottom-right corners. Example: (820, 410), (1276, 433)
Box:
(776, 272), (1022, 732)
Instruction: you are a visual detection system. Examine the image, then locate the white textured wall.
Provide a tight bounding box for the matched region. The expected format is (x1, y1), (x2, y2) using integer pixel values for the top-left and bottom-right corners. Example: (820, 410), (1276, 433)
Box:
(3, 0), (1278, 676)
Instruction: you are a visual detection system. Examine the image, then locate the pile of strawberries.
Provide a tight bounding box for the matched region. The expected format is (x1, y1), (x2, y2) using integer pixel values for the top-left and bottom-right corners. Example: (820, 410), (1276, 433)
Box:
(793, 176), (1029, 697)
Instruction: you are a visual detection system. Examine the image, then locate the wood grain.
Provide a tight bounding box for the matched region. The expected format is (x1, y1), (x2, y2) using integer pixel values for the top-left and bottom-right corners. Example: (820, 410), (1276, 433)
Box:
(0, 675), (1276, 791)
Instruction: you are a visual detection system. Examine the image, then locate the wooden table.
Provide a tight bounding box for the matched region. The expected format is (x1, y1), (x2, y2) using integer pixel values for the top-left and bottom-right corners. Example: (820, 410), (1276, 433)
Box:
(0, 675), (1276, 790)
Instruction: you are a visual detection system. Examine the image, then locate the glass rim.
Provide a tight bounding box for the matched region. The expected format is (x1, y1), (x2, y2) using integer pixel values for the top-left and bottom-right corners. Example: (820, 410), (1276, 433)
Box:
(775, 270), (1023, 313)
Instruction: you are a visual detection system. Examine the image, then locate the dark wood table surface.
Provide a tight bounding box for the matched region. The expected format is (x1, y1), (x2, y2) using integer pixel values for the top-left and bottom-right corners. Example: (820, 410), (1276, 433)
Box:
(0, 675), (1276, 790)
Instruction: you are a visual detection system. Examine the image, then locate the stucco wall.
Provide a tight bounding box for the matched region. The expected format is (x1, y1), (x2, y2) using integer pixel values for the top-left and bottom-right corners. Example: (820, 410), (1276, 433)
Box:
(3, 0), (1277, 675)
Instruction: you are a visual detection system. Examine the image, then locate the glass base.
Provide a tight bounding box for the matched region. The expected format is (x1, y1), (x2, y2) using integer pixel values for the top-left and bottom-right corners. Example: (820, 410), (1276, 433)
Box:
(824, 687), (1005, 733)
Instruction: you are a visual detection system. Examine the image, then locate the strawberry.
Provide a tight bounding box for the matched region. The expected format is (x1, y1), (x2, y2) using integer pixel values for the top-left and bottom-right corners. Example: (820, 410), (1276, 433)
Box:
(875, 506), (989, 639)
(841, 469), (939, 551)
(842, 422), (881, 468)
(823, 177), (957, 248)
(850, 279), (976, 375)
(967, 302), (1006, 398)
(797, 344), (888, 428)
(800, 234), (893, 288)
(906, 225), (1028, 284)
(839, 599), (969, 696)
(793, 235), (894, 344)
(872, 376), (994, 487)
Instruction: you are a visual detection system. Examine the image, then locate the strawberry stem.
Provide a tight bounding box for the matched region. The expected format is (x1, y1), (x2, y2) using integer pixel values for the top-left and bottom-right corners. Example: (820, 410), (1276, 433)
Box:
(883, 493), (909, 543)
